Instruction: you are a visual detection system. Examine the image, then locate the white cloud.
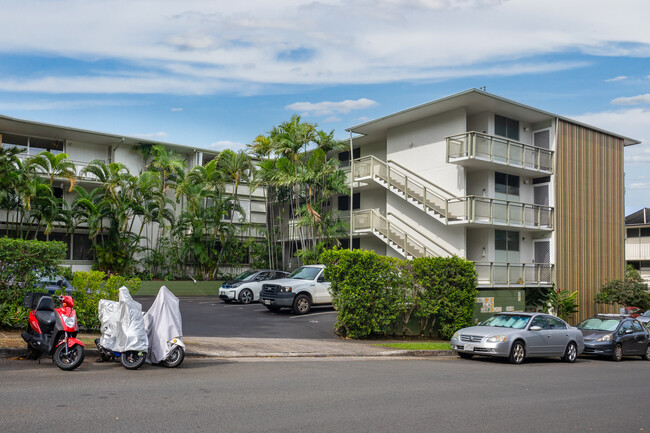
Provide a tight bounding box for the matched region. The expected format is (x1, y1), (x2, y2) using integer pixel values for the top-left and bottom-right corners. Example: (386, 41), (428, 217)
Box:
(286, 98), (378, 116)
(605, 76), (627, 82)
(170, 107), (183, 112)
(629, 182), (650, 189)
(132, 131), (168, 139)
(209, 140), (246, 151)
(323, 116), (342, 123)
(0, 1), (649, 93)
(611, 94), (650, 106)
(0, 99), (130, 111)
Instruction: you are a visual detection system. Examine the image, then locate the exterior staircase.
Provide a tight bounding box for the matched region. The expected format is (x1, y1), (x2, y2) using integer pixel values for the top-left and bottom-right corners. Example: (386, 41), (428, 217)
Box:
(351, 209), (453, 259)
(351, 155), (553, 229)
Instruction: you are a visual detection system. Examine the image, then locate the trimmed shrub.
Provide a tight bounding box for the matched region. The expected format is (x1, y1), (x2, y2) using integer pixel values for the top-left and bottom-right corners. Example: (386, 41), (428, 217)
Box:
(0, 237), (67, 328)
(322, 248), (409, 338)
(70, 271), (141, 331)
(411, 256), (478, 339)
(321, 248), (478, 340)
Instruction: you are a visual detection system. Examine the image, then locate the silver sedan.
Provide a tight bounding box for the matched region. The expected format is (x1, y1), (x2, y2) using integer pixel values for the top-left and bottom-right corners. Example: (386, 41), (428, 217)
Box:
(450, 312), (585, 364)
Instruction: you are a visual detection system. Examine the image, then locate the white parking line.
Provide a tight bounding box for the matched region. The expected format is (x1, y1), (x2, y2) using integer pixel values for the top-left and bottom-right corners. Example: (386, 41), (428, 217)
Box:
(289, 311), (337, 319)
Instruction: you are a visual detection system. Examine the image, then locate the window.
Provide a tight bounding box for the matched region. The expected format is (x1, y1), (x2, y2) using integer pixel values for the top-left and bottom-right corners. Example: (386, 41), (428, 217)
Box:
(530, 316), (548, 329)
(546, 317), (567, 330)
(338, 193), (360, 211)
(618, 321), (632, 335)
(495, 230), (519, 252)
(495, 115), (519, 140)
(339, 238), (360, 250)
(338, 147), (360, 167)
(495, 172), (520, 197)
(632, 321), (643, 333)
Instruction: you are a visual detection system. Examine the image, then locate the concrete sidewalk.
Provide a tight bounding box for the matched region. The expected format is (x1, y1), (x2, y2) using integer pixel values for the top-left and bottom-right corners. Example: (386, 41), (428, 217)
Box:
(0, 330), (453, 359)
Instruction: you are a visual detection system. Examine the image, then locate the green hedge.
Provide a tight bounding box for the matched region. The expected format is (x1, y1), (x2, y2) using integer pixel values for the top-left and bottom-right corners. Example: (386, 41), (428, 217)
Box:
(321, 249), (478, 340)
(70, 271), (141, 331)
(0, 237), (67, 328)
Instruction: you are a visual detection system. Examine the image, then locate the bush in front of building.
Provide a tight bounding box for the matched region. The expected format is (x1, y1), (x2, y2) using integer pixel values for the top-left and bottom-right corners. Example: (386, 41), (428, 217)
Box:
(321, 248), (478, 340)
(70, 271), (141, 331)
(322, 248), (409, 339)
(0, 237), (67, 328)
(411, 256), (478, 340)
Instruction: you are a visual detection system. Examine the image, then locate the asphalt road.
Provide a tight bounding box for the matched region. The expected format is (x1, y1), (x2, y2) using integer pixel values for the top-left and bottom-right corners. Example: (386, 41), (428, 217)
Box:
(135, 296), (339, 339)
(2, 356), (649, 432)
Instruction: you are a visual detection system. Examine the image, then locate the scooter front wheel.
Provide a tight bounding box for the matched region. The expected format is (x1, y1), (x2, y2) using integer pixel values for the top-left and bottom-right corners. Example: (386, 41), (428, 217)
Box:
(53, 343), (85, 371)
(121, 351), (146, 370)
(162, 346), (185, 368)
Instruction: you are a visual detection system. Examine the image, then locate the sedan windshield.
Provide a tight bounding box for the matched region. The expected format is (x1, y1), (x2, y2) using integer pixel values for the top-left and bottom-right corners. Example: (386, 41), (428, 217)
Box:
(479, 314), (531, 329)
(577, 318), (620, 332)
(232, 270), (258, 282)
(288, 267), (321, 280)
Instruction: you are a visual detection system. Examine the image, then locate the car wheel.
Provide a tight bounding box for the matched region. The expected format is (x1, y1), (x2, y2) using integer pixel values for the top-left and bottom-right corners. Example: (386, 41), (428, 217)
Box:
(458, 352), (473, 360)
(292, 294), (311, 315)
(562, 342), (578, 363)
(238, 289), (254, 304)
(642, 345), (650, 361)
(509, 341), (526, 365)
(612, 344), (623, 362)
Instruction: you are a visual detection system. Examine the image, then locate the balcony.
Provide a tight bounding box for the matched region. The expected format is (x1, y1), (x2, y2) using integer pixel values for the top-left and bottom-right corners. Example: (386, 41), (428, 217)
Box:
(447, 131), (553, 174)
(625, 242), (650, 260)
(475, 262), (554, 288)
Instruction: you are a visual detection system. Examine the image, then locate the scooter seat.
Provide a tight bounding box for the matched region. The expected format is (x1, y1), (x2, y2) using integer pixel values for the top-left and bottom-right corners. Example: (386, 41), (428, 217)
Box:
(35, 297), (56, 333)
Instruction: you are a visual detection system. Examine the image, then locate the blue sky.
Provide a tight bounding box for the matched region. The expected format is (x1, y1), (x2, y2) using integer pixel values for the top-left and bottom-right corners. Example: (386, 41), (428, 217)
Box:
(0, 0), (649, 214)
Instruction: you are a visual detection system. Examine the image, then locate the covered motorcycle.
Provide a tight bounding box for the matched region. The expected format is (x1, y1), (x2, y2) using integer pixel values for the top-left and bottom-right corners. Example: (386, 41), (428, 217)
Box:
(143, 285), (185, 367)
(96, 286), (148, 369)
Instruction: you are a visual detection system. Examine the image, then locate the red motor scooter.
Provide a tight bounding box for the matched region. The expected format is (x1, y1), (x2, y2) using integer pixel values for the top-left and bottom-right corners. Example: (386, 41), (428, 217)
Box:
(21, 293), (85, 371)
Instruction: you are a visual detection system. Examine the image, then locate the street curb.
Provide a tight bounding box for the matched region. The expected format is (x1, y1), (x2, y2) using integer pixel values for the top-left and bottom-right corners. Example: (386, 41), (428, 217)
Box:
(2, 347), (455, 359)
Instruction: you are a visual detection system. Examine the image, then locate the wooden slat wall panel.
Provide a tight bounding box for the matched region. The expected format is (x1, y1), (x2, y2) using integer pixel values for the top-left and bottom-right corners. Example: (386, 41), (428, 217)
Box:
(555, 120), (625, 321)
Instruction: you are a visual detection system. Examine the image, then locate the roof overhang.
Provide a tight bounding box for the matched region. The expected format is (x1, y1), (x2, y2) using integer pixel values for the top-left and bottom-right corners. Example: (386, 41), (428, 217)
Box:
(347, 89), (640, 147)
(0, 113), (217, 155)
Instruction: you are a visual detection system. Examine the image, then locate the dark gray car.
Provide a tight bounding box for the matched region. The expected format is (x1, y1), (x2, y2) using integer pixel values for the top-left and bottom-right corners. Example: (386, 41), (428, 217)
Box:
(450, 312), (585, 364)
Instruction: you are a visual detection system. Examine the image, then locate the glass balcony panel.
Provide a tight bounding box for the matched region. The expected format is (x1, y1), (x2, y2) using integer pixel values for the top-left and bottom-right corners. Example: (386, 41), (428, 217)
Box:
(509, 143), (524, 167)
(475, 135), (492, 160)
(508, 203), (524, 226)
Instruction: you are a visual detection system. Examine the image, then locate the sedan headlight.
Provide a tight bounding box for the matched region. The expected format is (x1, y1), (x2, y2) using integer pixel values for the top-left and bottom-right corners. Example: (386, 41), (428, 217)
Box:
(597, 334), (613, 342)
(452, 331), (460, 340)
(487, 335), (507, 342)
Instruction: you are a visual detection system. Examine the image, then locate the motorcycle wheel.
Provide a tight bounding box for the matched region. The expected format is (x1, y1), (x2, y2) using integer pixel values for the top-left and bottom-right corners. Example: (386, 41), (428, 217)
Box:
(53, 343), (85, 371)
(162, 346), (185, 368)
(121, 351), (146, 370)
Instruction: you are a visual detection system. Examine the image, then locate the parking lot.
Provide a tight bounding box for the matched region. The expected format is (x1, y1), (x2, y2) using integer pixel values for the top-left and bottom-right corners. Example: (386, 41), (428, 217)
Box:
(136, 296), (338, 339)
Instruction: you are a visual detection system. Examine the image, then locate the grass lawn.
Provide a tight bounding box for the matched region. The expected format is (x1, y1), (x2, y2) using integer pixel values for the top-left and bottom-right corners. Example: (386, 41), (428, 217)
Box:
(137, 281), (223, 296)
(372, 342), (451, 351)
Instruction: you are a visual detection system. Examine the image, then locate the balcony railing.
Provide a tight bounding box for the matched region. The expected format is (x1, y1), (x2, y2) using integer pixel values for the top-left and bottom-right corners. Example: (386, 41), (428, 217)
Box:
(447, 131), (553, 173)
(475, 262), (554, 287)
(352, 155), (552, 229)
(625, 243), (650, 260)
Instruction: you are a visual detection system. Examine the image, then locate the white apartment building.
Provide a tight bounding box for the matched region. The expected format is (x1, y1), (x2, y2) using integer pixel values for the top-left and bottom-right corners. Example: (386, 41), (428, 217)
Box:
(0, 114), (266, 272)
(625, 208), (650, 285)
(341, 89), (639, 321)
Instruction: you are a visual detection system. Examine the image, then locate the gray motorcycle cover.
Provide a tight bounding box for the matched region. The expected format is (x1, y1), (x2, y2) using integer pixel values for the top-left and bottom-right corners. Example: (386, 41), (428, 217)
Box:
(143, 285), (183, 364)
(98, 286), (148, 352)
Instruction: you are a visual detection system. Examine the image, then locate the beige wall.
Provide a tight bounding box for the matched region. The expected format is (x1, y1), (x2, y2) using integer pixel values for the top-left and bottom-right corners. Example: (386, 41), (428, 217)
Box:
(555, 119), (626, 321)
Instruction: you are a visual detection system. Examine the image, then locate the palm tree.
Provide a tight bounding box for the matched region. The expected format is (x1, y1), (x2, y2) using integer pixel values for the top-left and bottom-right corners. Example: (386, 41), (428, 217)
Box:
(27, 151), (77, 191)
(218, 149), (254, 225)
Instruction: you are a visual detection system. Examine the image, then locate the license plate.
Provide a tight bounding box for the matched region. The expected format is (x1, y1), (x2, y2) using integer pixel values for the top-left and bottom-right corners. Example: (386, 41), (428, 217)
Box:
(263, 300), (270, 305)
(464, 344), (474, 352)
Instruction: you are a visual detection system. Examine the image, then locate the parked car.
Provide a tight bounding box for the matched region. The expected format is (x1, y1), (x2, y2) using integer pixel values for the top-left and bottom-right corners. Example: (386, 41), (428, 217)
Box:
(450, 312), (584, 364)
(259, 265), (330, 315)
(218, 270), (289, 304)
(38, 275), (74, 295)
(576, 314), (650, 361)
(622, 306), (644, 318)
(637, 310), (650, 326)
